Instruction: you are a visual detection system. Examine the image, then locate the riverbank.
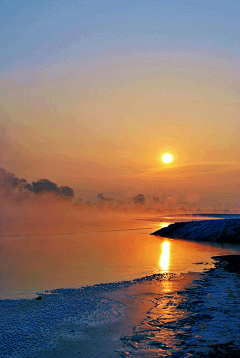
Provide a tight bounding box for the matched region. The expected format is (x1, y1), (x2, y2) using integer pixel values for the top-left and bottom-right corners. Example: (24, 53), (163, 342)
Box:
(119, 255), (240, 357)
(1, 255), (240, 357)
(0, 272), (181, 358)
(151, 219), (240, 243)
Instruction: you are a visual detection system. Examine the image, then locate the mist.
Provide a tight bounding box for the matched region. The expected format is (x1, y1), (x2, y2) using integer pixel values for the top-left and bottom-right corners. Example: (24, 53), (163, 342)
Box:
(0, 168), (151, 236)
(0, 192), (159, 237)
(1, 166), (240, 237)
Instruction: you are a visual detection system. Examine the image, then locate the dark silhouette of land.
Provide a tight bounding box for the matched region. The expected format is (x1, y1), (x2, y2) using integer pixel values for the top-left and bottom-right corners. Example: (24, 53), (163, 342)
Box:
(152, 219), (240, 243)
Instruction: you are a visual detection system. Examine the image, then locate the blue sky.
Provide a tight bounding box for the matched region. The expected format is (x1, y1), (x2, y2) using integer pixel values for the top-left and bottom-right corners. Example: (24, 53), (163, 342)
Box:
(1, 0), (239, 72)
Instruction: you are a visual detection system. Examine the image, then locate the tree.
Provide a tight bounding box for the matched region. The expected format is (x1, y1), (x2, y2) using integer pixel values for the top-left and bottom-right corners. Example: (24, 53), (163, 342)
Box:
(0, 168), (75, 200)
(97, 193), (114, 202)
(96, 193), (115, 208)
(132, 194), (146, 205)
(0, 168), (33, 197)
(0, 168), (19, 191)
(32, 179), (59, 194)
(59, 186), (74, 199)
(18, 179), (32, 192)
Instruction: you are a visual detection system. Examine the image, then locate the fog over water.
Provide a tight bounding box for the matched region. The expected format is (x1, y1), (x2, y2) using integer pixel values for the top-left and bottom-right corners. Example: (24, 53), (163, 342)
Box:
(1, 211), (240, 299)
(1, 167), (240, 299)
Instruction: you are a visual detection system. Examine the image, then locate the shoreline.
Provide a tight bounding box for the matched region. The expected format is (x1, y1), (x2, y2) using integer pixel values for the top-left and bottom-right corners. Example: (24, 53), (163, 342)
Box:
(0, 272), (199, 358)
(152, 218), (240, 243)
(1, 255), (240, 357)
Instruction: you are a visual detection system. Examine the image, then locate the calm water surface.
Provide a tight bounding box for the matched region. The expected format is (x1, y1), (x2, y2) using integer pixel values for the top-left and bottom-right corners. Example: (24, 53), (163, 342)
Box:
(0, 215), (240, 299)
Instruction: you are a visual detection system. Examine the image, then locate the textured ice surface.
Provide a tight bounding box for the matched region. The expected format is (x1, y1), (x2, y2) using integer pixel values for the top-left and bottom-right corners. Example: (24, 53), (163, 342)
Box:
(1, 263), (240, 357)
(0, 286), (126, 357)
(0, 273), (172, 358)
(119, 257), (240, 357)
(152, 219), (240, 243)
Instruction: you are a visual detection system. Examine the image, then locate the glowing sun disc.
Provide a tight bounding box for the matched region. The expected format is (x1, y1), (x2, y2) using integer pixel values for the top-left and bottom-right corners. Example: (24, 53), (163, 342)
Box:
(162, 153), (173, 164)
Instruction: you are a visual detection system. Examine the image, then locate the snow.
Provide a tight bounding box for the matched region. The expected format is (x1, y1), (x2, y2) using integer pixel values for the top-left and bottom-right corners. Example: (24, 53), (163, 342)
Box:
(117, 257), (240, 357)
(1, 262), (240, 357)
(152, 219), (240, 243)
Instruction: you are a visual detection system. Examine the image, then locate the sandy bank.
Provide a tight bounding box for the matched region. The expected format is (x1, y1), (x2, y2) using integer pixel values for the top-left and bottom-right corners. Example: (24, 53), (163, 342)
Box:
(151, 219), (240, 243)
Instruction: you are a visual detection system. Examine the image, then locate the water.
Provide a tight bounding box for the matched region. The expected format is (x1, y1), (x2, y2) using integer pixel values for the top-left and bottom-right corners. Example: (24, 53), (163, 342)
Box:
(0, 214), (240, 299)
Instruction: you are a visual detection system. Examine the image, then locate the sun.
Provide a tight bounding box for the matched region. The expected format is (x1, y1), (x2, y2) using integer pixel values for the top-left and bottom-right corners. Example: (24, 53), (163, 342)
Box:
(162, 153), (173, 164)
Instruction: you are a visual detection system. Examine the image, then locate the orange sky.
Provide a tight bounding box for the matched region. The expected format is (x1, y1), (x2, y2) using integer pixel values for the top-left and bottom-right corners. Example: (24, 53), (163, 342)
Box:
(0, 1), (239, 210)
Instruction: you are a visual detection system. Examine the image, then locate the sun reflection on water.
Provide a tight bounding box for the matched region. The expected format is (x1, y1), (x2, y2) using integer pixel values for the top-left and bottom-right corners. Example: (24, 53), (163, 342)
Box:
(153, 222), (170, 231)
(160, 241), (170, 271)
(161, 222), (171, 228)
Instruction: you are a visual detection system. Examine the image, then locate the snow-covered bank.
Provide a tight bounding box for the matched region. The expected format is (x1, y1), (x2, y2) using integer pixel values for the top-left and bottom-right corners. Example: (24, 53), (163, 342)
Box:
(0, 273), (176, 358)
(1, 256), (240, 357)
(120, 255), (240, 357)
(151, 219), (240, 243)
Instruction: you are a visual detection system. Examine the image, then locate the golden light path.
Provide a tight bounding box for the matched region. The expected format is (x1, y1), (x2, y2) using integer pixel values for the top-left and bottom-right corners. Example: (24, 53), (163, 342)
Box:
(160, 241), (170, 271)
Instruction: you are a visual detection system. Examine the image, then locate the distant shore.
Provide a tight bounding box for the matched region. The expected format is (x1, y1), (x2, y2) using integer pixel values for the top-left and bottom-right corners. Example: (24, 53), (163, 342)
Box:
(152, 218), (240, 243)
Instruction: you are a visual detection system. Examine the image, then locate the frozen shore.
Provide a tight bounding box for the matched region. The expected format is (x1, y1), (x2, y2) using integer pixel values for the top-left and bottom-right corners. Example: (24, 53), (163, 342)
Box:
(151, 218), (240, 243)
(1, 255), (240, 357)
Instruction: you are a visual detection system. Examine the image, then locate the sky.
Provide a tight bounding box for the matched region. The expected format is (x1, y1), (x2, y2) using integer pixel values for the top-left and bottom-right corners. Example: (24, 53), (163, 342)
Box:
(0, 0), (240, 209)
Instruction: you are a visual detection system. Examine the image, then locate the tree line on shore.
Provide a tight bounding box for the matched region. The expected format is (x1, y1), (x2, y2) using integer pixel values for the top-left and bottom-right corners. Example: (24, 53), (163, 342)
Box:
(0, 168), (74, 199)
(2, 167), (223, 213)
(0, 167), (148, 210)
